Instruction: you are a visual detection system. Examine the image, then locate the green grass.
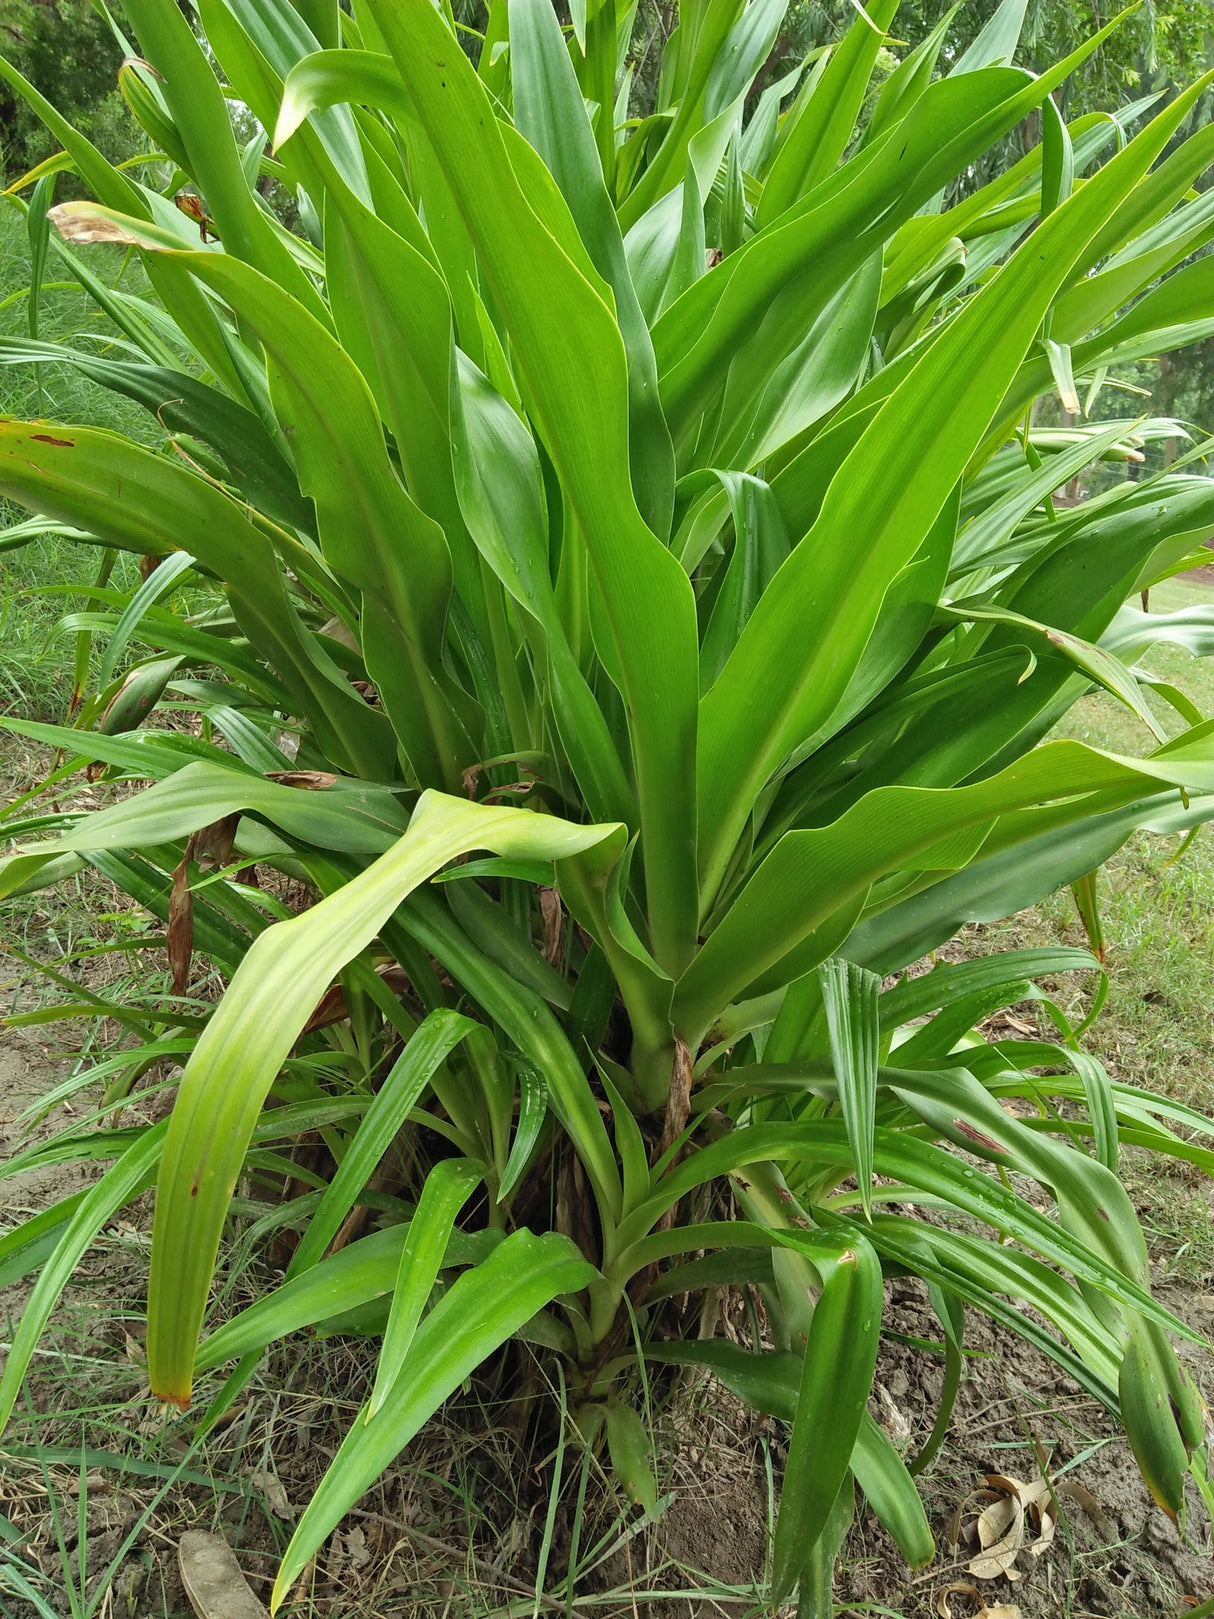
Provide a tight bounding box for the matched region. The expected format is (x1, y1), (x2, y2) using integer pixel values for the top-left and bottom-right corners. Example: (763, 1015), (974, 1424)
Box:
(0, 207), (226, 1051)
(0, 204), (154, 722)
(970, 574), (1214, 1121)
(959, 575), (1214, 1292)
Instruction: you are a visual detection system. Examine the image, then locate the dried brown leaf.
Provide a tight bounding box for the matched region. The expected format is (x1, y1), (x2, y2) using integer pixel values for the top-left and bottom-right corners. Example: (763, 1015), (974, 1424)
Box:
(193, 813), (239, 872)
(539, 886), (564, 968)
(936, 1582), (1022, 1619)
(343, 1527), (370, 1569)
(264, 770), (339, 789)
(1057, 1478), (1116, 1539)
(937, 1582), (980, 1618)
(1027, 1503), (1056, 1557)
(660, 1036), (693, 1159)
(976, 1492), (1018, 1549)
(178, 1530), (270, 1619)
(49, 202), (142, 246)
(250, 1468), (294, 1522)
(167, 853), (193, 997)
(301, 962), (409, 1035)
(968, 1502), (1024, 1580)
(947, 1489), (985, 1554)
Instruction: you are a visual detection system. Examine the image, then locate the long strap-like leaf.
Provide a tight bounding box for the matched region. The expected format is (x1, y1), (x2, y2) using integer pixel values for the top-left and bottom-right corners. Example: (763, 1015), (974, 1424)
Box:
(365, 0), (700, 976)
(144, 791), (620, 1409)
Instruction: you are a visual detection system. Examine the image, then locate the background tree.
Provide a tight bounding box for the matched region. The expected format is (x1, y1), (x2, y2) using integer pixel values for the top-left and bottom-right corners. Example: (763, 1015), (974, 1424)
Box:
(0, 0), (132, 180)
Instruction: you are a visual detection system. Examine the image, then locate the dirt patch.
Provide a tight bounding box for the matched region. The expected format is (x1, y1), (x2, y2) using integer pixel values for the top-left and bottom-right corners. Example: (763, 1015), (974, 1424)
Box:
(841, 1279), (1214, 1619)
(578, 1266), (1214, 1619)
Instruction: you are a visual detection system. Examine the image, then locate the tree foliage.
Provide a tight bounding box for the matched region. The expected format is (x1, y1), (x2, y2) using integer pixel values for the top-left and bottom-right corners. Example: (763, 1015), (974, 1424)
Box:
(0, 1), (132, 178)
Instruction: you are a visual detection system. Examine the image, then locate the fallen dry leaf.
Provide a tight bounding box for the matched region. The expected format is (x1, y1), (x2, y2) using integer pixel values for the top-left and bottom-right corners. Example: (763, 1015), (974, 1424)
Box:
(250, 1468), (294, 1521)
(1057, 1477), (1116, 1539)
(935, 1580), (1021, 1619)
(968, 1513), (1023, 1581)
(984, 1473), (1050, 1507)
(875, 1382), (914, 1445)
(1027, 1499), (1056, 1558)
(343, 1527), (371, 1569)
(963, 1471), (1058, 1582)
(938, 1583), (981, 1618)
(178, 1530), (270, 1619)
(976, 1491), (1018, 1549)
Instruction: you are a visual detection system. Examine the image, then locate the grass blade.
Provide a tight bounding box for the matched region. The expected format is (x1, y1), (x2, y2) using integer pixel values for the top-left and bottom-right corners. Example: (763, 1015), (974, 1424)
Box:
(270, 1230), (595, 1609)
(817, 957), (880, 1220)
(286, 1009), (478, 1276)
(366, 1158), (484, 1420)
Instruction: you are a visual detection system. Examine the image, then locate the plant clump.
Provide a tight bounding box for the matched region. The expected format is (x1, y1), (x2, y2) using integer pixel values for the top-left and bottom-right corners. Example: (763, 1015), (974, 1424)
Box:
(2, 0), (1214, 1610)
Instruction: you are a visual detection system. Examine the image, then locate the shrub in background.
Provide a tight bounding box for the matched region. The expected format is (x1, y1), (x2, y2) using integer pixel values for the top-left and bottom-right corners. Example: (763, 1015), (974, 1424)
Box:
(2, 0), (1214, 1608)
(0, 0), (134, 181)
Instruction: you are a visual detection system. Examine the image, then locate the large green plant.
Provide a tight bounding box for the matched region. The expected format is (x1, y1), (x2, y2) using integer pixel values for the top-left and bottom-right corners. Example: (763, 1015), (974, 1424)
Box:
(3, 0), (1214, 1607)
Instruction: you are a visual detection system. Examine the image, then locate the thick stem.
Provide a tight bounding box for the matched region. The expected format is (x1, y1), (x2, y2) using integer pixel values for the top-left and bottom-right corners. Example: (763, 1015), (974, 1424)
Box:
(629, 1029), (676, 1116)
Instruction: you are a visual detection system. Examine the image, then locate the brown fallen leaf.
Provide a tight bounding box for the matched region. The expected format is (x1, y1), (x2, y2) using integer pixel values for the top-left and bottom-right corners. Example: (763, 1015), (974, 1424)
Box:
(250, 1467), (294, 1521)
(1027, 1498), (1056, 1558)
(947, 1488), (985, 1554)
(965, 1472), (1057, 1582)
(938, 1582), (982, 1618)
(968, 1508), (1023, 1581)
(976, 1490), (1017, 1549)
(178, 1530), (270, 1619)
(1057, 1477), (1116, 1539)
(936, 1580), (1021, 1619)
(343, 1526), (371, 1569)
(984, 1473), (1050, 1507)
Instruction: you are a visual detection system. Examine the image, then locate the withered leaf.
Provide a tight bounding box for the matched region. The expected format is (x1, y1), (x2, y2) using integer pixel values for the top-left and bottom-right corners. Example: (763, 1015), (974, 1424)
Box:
(178, 1531), (270, 1619)
(265, 770), (340, 789)
(302, 963), (410, 1036)
(1057, 1478), (1116, 1539)
(976, 1492), (1018, 1550)
(935, 1581), (1020, 1619)
(49, 202), (142, 246)
(539, 886), (564, 968)
(250, 1468), (294, 1521)
(167, 853), (193, 997)
(660, 1035), (693, 1159)
(193, 813), (240, 872)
